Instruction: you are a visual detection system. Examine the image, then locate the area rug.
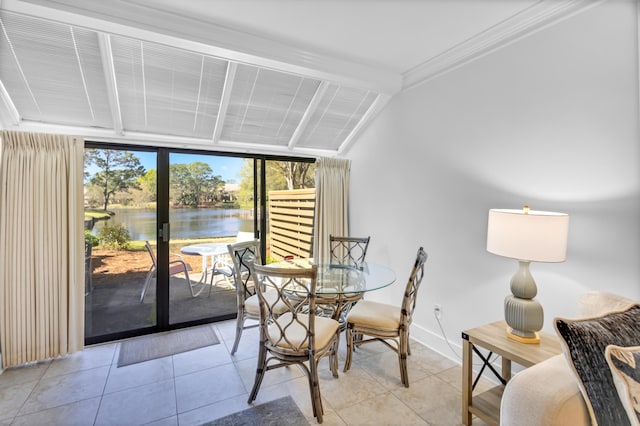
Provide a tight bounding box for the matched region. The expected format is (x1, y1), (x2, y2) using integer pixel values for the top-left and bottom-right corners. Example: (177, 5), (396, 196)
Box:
(201, 396), (307, 426)
(117, 325), (220, 367)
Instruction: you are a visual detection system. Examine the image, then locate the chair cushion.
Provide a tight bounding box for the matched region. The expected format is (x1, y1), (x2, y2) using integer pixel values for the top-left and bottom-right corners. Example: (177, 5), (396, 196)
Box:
(215, 264), (234, 277)
(346, 300), (400, 332)
(605, 345), (640, 424)
(268, 312), (339, 351)
(554, 304), (640, 426)
(244, 291), (290, 315)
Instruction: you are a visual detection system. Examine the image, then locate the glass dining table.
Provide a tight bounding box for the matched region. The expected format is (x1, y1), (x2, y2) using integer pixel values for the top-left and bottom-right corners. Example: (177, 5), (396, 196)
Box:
(266, 258), (397, 323)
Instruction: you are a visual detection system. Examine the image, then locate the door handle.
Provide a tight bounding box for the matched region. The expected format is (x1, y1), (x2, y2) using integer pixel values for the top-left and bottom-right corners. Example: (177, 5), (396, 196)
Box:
(159, 223), (170, 242)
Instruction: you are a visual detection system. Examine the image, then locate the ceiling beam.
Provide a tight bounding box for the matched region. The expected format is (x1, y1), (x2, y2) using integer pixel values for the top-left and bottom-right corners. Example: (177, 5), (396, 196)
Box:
(287, 81), (329, 151)
(3, 118), (331, 157)
(338, 93), (391, 155)
(212, 61), (237, 144)
(97, 33), (123, 135)
(0, 80), (20, 126)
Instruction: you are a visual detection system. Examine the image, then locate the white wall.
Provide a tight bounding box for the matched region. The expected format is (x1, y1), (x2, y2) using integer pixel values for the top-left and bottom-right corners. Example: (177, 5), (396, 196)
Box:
(346, 0), (640, 362)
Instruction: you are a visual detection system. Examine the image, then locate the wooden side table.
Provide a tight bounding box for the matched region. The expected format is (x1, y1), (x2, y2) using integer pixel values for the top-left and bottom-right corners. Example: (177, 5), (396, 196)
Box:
(461, 320), (562, 426)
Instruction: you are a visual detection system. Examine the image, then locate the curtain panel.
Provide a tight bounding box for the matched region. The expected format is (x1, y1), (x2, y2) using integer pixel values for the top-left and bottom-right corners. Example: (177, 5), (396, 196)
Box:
(313, 157), (351, 260)
(0, 131), (84, 368)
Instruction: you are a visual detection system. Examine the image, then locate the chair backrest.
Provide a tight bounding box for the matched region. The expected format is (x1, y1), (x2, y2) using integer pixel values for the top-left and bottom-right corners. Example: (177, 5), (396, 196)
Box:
(249, 263), (318, 353)
(329, 235), (371, 269)
(144, 241), (157, 268)
(227, 239), (262, 302)
(400, 247), (428, 328)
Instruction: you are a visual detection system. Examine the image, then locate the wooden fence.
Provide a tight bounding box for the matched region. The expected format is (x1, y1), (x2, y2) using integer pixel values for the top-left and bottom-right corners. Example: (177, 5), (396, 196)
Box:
(268, 188), (315, 261)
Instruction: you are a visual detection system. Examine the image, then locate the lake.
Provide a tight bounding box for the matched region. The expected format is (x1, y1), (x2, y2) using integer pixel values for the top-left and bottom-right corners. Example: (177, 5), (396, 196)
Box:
(92, 207), (254, 241)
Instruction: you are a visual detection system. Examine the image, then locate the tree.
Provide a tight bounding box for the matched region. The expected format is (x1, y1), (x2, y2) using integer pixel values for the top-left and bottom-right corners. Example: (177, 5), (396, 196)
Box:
(239, 159), (315, 195)
(137, 169), (157, 202)
(268, 161), (314, 189)
(85, 149), (146, 210)
(170, 162), (224, 207)
(237, 159), (315, 209)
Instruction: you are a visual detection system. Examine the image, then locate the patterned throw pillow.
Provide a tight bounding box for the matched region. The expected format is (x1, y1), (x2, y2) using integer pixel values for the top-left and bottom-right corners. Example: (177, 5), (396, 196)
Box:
(554, 304), (640, 426)
(605, 345), (640, 425)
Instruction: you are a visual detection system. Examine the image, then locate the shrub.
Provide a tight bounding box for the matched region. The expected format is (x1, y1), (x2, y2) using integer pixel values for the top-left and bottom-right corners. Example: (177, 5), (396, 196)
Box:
(84, 230), (100, 247)
(98, 223), (131, 249)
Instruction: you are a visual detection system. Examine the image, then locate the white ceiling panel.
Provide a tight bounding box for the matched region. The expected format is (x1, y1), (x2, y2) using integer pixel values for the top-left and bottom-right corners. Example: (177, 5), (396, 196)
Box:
(111, 36), (228, 139)
(0, 11), (112, 128)
(297, 85), (377, 151)
(221, 65), (321, 147)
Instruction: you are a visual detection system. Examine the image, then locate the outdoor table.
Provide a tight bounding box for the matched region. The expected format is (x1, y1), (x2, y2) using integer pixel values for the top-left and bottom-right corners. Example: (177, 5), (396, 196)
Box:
(180, 243), (232, 286)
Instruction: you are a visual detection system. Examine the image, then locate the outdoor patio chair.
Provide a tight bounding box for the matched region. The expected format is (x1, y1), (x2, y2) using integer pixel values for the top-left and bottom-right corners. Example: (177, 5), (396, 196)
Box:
(247, 263), (340, 423)
(84, 241), (93, 296)
(139, 241), (200, 302)
(343, 246), (428, 387)
(227, 239), (290, 355)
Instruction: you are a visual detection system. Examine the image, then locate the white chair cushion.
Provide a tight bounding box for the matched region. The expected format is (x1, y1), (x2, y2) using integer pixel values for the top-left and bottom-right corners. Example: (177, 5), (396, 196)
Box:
(244, 294), (260, 314)
(268, 312), (339, 350)
(244, 291), (291, 315)
(346, 300), (400, 332)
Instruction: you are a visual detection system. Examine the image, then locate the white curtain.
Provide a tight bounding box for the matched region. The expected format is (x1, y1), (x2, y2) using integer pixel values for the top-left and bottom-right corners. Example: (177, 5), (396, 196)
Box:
(0, 131), (85, 368)
(313, 157), (351, 260)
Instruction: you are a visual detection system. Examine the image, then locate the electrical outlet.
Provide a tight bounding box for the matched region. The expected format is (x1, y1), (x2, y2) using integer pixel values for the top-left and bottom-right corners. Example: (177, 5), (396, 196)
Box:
(434, 304), (442, 320)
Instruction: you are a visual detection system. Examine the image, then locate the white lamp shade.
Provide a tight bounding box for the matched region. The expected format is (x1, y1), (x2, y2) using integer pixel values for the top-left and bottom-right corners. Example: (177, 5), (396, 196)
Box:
(487, 208), (569, 262)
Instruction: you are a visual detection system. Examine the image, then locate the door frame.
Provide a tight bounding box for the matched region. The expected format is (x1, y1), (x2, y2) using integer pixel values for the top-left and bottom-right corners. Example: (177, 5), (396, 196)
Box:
(84, 142), (314, 344)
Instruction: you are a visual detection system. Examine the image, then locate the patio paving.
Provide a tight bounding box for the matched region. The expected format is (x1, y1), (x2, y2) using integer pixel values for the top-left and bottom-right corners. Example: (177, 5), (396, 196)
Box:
(85, 271), (237, 338)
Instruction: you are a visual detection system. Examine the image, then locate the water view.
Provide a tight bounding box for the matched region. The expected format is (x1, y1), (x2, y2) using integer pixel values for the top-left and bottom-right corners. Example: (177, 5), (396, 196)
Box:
(92, 207), (254, 241)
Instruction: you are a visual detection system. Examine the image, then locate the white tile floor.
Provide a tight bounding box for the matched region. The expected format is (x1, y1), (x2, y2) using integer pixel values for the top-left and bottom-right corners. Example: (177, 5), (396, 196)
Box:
(0, 320), (492, 425)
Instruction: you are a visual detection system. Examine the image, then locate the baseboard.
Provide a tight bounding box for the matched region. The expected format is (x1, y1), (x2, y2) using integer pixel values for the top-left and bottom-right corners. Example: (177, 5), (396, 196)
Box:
(409, 323), (510, 385)
(410, 322), (461, 365)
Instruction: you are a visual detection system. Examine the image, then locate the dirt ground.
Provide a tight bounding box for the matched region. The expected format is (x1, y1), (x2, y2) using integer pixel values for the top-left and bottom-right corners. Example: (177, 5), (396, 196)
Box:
(90, 248), (208, 285)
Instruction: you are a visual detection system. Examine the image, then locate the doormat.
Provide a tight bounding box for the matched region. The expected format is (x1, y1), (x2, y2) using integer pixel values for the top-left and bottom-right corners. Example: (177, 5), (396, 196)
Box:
(117, 325), (220, 367)
(200, 396), (307, 426)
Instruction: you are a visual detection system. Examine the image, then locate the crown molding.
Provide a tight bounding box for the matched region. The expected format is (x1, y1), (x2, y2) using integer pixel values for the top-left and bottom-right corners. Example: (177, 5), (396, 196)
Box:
(402, 0), (608, 91)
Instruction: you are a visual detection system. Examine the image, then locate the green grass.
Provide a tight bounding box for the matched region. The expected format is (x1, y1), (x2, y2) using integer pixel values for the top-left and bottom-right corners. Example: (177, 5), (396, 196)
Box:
(84, 209), (113, 220)
(122, 237), (237, 253)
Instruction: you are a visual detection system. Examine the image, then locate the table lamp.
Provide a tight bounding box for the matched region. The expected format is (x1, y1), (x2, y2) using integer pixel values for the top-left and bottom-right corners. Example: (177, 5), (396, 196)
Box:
(486, 206), (569, 344)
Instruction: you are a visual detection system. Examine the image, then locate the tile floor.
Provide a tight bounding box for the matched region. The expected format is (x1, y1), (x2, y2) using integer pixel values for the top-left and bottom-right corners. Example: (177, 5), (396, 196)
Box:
(0, 320), (492, 425)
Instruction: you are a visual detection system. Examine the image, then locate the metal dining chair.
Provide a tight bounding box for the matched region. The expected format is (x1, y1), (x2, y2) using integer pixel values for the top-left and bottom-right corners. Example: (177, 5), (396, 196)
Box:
(247, 263), (340, 423)
(343, 246), (428, 387)
(329, 235), (371, 270)
(227, 239), (290, 355)
(316, 235), (372, 324)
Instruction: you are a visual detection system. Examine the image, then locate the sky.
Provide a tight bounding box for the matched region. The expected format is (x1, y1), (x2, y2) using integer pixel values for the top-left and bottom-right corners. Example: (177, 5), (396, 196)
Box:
(87, 150), (246, 183)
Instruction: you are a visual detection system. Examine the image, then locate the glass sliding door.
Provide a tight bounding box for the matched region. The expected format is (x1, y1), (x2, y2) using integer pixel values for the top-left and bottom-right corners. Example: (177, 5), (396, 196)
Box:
(166, 152), (252, 325)
(83, 143), (315, 344)
(84, 146), (158, 342)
